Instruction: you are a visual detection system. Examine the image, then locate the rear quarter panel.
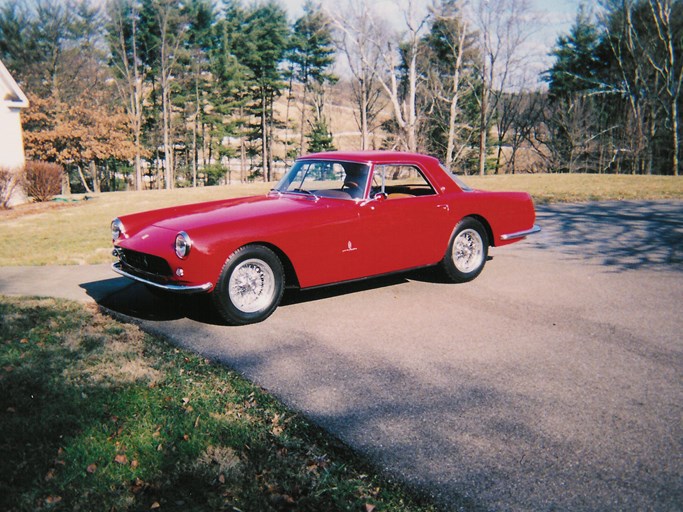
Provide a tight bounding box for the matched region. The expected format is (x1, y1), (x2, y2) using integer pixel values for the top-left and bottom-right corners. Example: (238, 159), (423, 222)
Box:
(451, 190), (536, 246)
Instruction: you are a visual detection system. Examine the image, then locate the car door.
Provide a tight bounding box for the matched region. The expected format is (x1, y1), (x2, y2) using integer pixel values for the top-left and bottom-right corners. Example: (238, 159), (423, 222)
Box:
(355, 164), (454, 275)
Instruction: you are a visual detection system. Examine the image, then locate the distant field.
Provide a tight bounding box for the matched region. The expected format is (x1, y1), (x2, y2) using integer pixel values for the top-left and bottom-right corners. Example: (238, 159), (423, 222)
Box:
(0, 174), (680, 267)
(465, 173), (683, 204)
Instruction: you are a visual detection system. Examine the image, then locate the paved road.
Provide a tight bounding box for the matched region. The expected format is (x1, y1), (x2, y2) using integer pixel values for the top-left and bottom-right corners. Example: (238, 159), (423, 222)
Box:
(1, 200), (682, 511)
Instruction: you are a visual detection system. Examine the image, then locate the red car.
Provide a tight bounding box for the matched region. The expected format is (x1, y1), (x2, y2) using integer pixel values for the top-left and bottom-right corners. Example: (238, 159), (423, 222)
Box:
(112, 151), (539, 324)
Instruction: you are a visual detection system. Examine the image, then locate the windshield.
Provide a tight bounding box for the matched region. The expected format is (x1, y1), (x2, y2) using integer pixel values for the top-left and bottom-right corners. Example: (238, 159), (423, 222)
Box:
(274, 160), (371, 200)
(440, 164), (473, 191)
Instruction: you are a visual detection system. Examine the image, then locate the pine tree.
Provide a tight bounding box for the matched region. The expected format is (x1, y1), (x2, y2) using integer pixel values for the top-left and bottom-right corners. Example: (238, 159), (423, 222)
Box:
(236, 1), (289, 181)
(288, 1), (336, 156)
(306, 117), (336, 153)
(543, 5), (606, 99)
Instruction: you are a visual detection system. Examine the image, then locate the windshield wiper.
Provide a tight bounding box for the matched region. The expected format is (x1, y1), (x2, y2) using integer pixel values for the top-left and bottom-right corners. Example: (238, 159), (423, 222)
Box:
(277, 188), (319, 200)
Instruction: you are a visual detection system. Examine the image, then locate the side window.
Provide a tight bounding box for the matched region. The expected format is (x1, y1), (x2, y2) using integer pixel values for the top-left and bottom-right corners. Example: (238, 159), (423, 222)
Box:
(374, 165), (436, 198)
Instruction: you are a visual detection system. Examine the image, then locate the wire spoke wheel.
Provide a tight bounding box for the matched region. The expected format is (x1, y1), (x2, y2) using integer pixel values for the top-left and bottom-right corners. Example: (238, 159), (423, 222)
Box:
(441, 218), (489, 283)
(452, 228), (484, 273)
(213, 245), (284, 325)
(228, 258), (276, 313)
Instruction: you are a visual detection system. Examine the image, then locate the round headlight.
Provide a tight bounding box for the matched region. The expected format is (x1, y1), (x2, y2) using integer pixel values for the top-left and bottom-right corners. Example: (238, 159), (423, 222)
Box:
(175, 231), (192, 259)
(111, 218), (124, 241)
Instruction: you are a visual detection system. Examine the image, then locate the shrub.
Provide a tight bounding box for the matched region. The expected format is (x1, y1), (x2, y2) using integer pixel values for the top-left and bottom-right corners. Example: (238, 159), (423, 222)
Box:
(0, 167), (21, 208)
(24, 161), (63, 202)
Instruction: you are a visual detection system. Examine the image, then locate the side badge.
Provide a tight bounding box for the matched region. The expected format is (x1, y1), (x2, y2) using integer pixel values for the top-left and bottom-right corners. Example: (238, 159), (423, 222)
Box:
(342, 240), (358, 253)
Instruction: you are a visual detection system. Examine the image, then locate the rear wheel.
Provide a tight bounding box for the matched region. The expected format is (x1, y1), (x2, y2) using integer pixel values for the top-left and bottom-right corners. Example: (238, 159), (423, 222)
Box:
(212, 245), (284, 325)
(441, 218), (489, 283)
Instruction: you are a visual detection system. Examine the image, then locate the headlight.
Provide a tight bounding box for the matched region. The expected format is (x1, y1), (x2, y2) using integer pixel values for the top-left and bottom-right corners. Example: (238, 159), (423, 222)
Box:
(175, 231), (192, 259)
(111, 218), (124, 241)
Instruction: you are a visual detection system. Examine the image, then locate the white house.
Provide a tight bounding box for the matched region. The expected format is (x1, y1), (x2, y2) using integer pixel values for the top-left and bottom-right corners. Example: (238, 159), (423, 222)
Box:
(0, 58), (29, 206)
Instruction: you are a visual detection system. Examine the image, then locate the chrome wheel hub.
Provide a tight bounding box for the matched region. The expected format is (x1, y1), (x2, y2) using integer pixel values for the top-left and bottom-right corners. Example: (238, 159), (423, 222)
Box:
(228, 258), (276, 313)
(452, 228), (484, 273)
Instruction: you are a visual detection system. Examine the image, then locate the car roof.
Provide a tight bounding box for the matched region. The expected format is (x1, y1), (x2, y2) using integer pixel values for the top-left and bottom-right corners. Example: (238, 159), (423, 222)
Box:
(299, 151), (441, 166)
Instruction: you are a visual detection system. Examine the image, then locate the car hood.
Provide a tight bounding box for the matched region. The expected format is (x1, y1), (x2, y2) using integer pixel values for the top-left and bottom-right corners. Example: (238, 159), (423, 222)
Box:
(123, 193), (317, 235)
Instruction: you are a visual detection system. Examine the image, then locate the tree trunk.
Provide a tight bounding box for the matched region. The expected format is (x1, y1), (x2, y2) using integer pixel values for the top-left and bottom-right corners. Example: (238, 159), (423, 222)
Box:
(672, 98), (680, 176)
(261, 87), (268, 182)
(76, 165), (92, 193)
(299, 82), (308, 156)
(162, 84), (173, 189)
(360, 78), (369, 150)
(90, 161), (100, 193)
(478, 82), (488, 176)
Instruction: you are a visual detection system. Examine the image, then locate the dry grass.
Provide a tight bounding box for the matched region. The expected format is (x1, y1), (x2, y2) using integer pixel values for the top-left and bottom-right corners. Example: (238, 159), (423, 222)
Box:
(465, 173), (683, 204)
(0, 175), (680, 267)
(0, 183), (272, 267)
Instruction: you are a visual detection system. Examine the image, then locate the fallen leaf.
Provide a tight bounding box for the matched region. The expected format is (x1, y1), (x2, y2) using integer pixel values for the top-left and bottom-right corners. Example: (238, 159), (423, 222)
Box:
(131, 478), (146, 494)
(45, 495), (62, 505)
(86, 464), (97, 474)
(130, 459), (139, 469)
(365, 504), (376, 512)
(218, 474), (225, 484)
(150, 501), (160, 509)
(114, 454), (128, 465)
(45, 469), (56, 481)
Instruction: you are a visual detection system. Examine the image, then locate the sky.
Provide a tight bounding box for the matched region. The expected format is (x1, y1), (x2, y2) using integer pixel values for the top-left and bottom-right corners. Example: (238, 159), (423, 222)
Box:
(280, 0), (584, 83)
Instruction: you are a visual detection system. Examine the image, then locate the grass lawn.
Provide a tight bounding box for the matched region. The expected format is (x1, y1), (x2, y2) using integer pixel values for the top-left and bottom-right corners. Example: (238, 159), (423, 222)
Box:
(0, 296), (435, 511)
(0, 174), (681, 267)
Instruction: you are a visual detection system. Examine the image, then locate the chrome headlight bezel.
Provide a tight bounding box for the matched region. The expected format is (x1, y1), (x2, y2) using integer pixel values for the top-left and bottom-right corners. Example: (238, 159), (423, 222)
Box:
(175, 231), (192, 259)
(111, 218), (124, 241)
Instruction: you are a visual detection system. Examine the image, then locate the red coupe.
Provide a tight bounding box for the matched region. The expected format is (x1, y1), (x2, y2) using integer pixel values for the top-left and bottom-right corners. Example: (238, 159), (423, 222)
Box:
(111, 151), (539, 324)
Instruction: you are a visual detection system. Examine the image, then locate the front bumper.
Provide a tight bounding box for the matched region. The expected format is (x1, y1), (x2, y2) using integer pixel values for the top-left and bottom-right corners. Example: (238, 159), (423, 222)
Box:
(112, 262), (213, 294)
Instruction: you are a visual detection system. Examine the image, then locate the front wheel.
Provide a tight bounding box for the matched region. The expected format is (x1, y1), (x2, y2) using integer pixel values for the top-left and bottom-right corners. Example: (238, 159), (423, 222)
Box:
(440, 218), (489, 283)
(212, 245), (285, 325)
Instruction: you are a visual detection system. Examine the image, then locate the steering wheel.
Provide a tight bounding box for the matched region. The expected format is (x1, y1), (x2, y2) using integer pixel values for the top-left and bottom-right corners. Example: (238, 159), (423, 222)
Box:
(342, 180), (359, 190)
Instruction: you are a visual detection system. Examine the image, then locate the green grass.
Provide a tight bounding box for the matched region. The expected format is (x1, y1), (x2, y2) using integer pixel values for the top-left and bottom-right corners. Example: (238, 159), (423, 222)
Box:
(0, 174), (681, 267)
(0, 296), (436, 511)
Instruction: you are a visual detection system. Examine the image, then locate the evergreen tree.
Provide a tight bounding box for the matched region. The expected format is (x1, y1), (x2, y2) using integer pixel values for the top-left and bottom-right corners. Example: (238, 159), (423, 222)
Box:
(237, 1), (289, 181)
(543, 5), (607, 99)
(306, 117), (336, 153)
(288, 1), (336, 155)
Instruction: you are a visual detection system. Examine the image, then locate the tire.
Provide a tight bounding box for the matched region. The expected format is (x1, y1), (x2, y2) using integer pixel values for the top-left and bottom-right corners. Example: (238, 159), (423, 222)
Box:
(441, 217), (489, 283)
(212, 245), (285, 325)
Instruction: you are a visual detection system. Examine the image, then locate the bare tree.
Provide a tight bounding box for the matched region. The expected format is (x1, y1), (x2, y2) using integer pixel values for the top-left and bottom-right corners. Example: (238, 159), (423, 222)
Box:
(600, 1), (659, 174)
(328, 0), (385, 150)
(375, 0), (430, 151)
(107, 0), (147, 190)
(155, 0), (187, 189)
(472, 0), (535, 175)
(501, 90), (545, 173)
(426, 0), (478, 167)
(634, 0), (681, 175)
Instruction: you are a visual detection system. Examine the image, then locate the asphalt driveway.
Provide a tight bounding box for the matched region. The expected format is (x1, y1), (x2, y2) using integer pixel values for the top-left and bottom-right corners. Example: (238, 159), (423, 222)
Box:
(1, 200), (681, 511)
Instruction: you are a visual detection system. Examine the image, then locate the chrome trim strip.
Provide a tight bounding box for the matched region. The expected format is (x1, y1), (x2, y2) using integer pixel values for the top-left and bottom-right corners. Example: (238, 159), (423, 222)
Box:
(500, 224), (541, 241)
(112, 262), (213, 294)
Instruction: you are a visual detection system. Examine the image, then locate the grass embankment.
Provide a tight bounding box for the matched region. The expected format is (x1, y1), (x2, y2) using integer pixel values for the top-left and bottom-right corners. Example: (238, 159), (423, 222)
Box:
(0, 296), (434, 511)
(0, 174), (680, 267)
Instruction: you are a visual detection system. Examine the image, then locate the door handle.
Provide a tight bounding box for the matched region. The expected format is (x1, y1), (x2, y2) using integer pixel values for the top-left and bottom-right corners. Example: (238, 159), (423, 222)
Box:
(437, 204), (449, 211)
